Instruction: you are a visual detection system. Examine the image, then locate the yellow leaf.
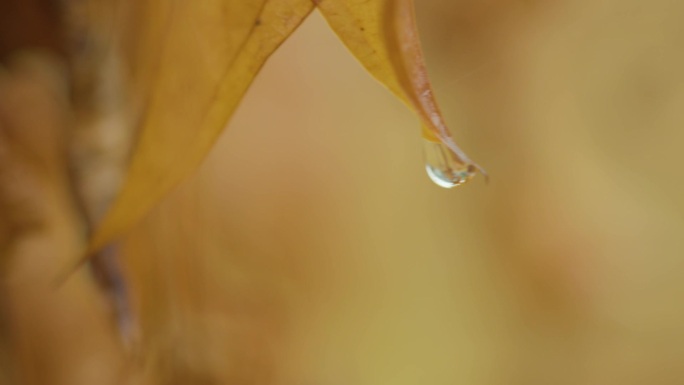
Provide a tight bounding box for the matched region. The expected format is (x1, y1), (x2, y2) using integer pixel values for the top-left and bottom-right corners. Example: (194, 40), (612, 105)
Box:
(89, 0), (315, 251)
(316, 0), (483, 180)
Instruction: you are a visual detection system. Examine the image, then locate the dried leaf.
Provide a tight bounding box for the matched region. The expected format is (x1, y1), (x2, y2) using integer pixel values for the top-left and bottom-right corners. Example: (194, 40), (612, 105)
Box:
(316, 0), (480, 168)
(89, 0), (315, 251)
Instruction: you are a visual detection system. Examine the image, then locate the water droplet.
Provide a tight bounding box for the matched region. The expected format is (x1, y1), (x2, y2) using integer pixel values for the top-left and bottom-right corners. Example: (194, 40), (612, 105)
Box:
(423, 138), (478, 188)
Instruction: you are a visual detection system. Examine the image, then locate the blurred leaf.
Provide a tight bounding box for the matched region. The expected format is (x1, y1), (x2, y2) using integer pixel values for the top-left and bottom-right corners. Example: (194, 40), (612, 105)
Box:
(89, 0), (315, 251)
(89, 0), (478, 253)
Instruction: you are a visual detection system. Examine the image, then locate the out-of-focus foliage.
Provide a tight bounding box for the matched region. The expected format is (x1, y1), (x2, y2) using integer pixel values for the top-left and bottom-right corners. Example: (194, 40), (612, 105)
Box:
(91, 0), (477, 253)
(0, 52), (127, 385)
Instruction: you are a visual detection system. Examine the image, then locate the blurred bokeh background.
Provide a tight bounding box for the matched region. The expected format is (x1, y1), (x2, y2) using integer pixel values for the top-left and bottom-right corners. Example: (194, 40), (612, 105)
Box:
(3, 0), (684, 384)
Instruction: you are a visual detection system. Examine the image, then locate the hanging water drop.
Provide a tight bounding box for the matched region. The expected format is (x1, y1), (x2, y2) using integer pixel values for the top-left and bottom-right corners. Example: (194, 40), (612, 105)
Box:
(422, 136), (478, 189)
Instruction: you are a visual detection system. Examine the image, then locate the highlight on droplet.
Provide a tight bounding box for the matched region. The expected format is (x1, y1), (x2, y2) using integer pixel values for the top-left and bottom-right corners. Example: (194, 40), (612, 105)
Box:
(420, 123), (480, 189)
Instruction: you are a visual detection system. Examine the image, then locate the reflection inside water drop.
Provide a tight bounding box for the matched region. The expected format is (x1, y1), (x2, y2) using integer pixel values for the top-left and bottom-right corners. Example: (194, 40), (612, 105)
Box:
(422, 138), (477, 188)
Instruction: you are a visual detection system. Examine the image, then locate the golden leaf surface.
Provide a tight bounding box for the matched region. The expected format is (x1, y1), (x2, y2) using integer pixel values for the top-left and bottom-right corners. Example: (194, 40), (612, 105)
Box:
(90, 0), (479, 252)
(89, 0), (315, 251)
(316, 0), (479, 165)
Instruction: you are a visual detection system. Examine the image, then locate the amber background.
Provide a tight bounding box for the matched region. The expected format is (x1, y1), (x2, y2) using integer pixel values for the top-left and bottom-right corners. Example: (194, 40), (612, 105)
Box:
(5, 0), (684, 384)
